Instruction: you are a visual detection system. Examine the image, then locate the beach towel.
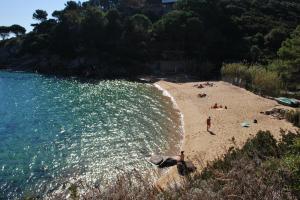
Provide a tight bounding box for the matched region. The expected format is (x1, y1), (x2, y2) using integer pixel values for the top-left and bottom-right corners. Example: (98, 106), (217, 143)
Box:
(241, 121), (251, 128)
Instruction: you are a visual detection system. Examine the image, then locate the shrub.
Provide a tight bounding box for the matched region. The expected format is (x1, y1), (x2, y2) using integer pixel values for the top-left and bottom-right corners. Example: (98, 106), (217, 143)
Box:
(251, 68), (282, 96)
(222, 63), (282, 96)
(221, 63), (247, 80)
(283, 138), (300, 198)
(243, 130), (279, 159)
(285, 109), (300, 127)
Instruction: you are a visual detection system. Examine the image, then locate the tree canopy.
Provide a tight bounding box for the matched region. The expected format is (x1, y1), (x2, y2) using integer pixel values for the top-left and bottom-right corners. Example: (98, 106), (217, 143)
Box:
(0, 0), (299, 81)
(0, 25), (26, 40)
(33, 9), (48, 22)
(277, 25), (300, 87)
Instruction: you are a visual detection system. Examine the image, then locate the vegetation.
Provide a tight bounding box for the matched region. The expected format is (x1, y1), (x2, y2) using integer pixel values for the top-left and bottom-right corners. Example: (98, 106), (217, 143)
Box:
(286, 109), (300, 127)
(276, 26), (300, 90)
(44, 130), (299, 199)
(0, 25), (26, 39)
(0, 0), (299, 80)
(222, 23), (300, 95)
(221, 63), (283, 96)
(0, 1), (299, 198)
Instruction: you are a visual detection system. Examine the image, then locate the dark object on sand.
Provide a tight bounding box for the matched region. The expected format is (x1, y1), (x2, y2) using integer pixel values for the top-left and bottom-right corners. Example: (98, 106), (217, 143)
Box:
(159, 158), (178, 168)
(262, 108), (288, 120)
(204, 82), (214, 87)
(198, 84), (204, 89)
(177, 161), (197, 176)
(148, 155), (178, 168)
(254, 119), (258, 123)
(198, 93), (207, 98)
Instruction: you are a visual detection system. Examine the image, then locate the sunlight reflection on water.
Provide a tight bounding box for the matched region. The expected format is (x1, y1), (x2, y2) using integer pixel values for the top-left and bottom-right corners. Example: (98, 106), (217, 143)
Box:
(0, 72), (182, 199)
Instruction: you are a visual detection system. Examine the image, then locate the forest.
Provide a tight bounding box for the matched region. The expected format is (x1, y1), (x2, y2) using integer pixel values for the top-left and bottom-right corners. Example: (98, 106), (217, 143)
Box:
(0, 0), (299, 89)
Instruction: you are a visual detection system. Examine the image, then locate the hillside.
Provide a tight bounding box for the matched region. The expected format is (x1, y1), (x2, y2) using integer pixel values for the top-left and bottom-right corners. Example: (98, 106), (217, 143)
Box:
(0, 0), (299, 83)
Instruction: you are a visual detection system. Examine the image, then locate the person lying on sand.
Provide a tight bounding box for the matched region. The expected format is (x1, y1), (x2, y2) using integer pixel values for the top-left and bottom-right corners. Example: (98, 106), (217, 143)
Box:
(211, 103), (228, 109)
(193, 83), (204, 88)
(212, 103), (219, 109)
(204, 82), (214, 87)
(198, 93), (207, 98)
(198, 84), (204, 88)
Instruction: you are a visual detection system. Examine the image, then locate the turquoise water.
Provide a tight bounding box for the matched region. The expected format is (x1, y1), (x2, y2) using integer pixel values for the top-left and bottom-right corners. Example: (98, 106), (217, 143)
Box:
(0, 71), (181, 199)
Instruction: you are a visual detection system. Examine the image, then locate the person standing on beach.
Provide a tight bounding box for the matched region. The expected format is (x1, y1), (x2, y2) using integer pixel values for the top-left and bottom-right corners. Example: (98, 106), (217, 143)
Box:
(207, 116), (211, 131)
(179, 151), (185, 162)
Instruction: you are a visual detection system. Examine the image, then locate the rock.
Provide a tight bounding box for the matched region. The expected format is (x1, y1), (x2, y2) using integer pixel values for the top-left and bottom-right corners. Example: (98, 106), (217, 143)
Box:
(177, 161), (196, 176)
(149, 155), (163, 165)
(158, 157), (178, 168)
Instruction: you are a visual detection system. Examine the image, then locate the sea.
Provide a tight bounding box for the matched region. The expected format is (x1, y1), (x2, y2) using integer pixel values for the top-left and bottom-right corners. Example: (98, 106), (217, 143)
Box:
(0, 71), (182, 199)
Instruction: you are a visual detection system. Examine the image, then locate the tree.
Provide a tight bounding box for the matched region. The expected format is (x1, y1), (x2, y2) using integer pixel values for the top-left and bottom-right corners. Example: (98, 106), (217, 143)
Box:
(65, 1), (81, 10)
(153, 10), (194, 52)
(125, 14), (152, 44)
(106, 9), (123, 41)
(278, 26), (300, 62)
(250, 45), (262, 62)
(33, 10), (48, 22)
(0, 26), (10, 40)
(9, 24), (26, 36)
(122, 14), (152, 61)
(88, 0), (119, 10)
(277, 25), (300, 87)
(129, 14), (152, 34)
(81, 7), (107, 49)
(265, 28), (288, 52)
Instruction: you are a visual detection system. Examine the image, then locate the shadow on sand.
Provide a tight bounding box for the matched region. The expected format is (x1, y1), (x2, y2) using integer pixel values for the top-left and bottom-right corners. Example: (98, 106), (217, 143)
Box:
(208, 130), (216, 135)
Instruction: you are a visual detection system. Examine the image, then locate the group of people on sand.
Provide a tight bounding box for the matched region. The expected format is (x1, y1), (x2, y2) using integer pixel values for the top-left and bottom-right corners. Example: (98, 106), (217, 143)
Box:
(194, 82), (214, 89)
(211, 103), (227, 109)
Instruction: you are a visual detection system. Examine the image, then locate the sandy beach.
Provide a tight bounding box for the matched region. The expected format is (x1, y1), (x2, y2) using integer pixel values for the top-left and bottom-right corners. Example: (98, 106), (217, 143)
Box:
(155, 80), (298, 187)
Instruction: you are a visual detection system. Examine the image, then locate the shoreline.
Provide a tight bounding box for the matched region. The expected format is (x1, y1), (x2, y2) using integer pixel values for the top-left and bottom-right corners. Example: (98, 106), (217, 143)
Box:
(155, 80), (298, 187)
(154, 83), (185, 148)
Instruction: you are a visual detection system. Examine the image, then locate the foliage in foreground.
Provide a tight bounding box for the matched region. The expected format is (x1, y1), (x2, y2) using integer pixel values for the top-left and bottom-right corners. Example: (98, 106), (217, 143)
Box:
(40, 130), (300, 200)
(286, 109), (300, 128)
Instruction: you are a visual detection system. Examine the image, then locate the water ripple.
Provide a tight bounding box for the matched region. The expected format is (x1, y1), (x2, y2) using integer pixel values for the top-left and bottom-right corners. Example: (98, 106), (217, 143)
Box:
(0, 72), (182, 199)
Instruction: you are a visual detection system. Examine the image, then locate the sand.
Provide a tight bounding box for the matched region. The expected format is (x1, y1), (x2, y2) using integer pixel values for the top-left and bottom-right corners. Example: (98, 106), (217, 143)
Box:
(155, 80), (298, 187)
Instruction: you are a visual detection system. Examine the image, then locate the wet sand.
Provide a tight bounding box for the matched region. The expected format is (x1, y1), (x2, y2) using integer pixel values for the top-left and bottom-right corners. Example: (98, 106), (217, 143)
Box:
(155, 80), (298, 187)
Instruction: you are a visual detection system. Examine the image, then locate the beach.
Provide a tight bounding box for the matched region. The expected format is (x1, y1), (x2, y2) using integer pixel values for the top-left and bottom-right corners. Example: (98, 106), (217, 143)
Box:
(155, 80), (298, 187)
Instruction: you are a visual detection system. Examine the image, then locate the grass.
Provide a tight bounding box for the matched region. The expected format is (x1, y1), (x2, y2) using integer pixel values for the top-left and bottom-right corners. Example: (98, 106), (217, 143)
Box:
(221, 63), (283, 96)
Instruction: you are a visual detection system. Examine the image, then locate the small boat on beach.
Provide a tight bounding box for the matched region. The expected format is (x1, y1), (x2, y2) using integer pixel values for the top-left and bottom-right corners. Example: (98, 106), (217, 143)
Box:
(275, 97), (300, 107)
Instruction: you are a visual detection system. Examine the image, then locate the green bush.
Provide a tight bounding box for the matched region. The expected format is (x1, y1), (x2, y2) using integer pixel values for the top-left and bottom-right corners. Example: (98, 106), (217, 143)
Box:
(285, 109), (300, 127)
(221, 63), (247, 79)
(222, 63), (282, 96)
(252, 68), (282, 95)
(243, 131), (279, 159)
(283, 138), (300, 197)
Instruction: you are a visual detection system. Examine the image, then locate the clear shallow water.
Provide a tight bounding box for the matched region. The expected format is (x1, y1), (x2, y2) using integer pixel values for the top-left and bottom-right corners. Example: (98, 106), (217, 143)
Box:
(0, 71), (181, 199)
